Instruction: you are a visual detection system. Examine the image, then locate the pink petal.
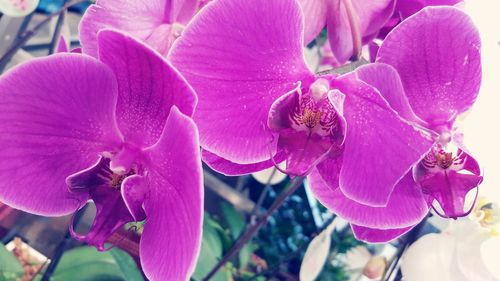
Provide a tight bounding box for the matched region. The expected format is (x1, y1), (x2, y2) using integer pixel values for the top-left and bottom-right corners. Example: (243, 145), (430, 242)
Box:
(141, 106), (203, 281)
(396, 0), (462, 19)
(0, 54), (121, 215)
(70, 169), (135, 251)
(327, 0), (395, 65)
(316, 156), (343, 189)
(351, 224), (413, 243)
(310, 170), (429, 229)
(56, 36), (69, 53)
(202, 150), (285, 176)
(79, 0), (169, 57)
(169, 0), (200, 24)
(98, 29), (197, 148)
(377, 7), (481, 125)
(355, 63), (425, 125)
(296, 0), (328, 44)
(121, 175), (148, 221)
(418, 170), (482, 219)
(335, 75), (435, 206)
(169, 0), (313, 164)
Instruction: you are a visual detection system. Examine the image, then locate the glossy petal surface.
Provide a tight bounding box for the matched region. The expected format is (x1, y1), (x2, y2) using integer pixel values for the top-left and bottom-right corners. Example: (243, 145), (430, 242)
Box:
(141, 107), (203, 281)
(310, 171), (429, 229)
(377, 7), (481, 125)
(396, 0), (461, 18)
(335, 75), (435, 206)
(98, 30), (196, 148)
(169, 0), (312, 164)
(419, 170), (482, 218)
(202, 150), (286, 176)
(170, 0), (200, 24)
(355, 63), (423, 124)
(0, 54), (121, 215)
(296, 0), (328, 44)
(79, 0), (169, 57)
(351, 224), (413, 243)
(327, 0), (395, 65)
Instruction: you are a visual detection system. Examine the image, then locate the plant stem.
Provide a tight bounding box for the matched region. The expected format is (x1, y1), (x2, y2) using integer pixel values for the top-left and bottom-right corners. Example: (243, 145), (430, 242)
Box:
(41, 205), (87, 281)
(382, 215), (428, 281)
(0, 0), (87, 67)
(316, 58), (369, 76)
(202, 176), (305, 281)
(249, 168), (277, 222)
(248, 215), (340, 281)
(47, 0), (69, 55)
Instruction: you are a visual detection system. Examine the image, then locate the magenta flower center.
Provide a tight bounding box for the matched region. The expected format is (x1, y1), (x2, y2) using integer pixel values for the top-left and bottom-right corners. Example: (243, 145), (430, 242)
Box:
(66, 145), (147, 250)
(421, 146), (464, 171)
(290, 79), (341, 138)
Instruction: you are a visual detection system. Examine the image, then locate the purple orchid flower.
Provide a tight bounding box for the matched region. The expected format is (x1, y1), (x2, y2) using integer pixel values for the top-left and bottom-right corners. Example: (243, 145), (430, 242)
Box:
(297, 0), (396, 65)
(309, 6), (482, 243)
(168, 0), (434, 211)
(79, 0), (201, 57)
(0, 30), (202, 280)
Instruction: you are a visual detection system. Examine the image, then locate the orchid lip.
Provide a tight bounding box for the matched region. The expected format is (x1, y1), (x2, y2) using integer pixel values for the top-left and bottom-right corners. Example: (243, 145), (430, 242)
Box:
(415, 141), (483, 219)
(65, 148), (145, 250)
(267, 78), (346, 176)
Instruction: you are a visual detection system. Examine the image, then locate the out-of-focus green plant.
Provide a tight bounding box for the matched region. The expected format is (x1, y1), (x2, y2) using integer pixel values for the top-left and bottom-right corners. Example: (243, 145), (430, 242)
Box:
(0, 243), (142, 281)
(0, 244), (24, 281)
(34, 246), (144, 281)
(193, 184), (364, 280)
(192, 201), (261, 281)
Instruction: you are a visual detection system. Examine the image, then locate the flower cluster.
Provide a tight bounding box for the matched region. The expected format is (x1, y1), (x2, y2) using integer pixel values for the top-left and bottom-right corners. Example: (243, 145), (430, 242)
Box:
(0, 0), (483, 280)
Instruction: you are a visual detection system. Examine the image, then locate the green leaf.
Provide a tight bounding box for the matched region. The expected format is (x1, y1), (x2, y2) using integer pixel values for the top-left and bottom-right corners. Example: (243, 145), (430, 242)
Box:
(238, 243), (258, 269)
(0, 244), (23, 281)
(192, 214), (230, 281)
(203, 213), (224, 258)
(41, 246), (142, 281)
(191, 243), (230, 281)
(109, 248), (144, 281)
(220, 202), (245, 239)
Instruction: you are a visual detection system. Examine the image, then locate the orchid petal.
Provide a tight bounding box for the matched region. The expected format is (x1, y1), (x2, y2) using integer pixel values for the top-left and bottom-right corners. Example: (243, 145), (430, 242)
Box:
(141, 106), (203, 281)
(296, 0), (328, 44)
(56, 36), (69, 53)
(0, 54), (121, 215)
(279, 130), (334, 176)
(480, 237), (500, 280)
(456, 231), (499, 281)
(169, 0), (313, 164)
(315, 156), (343, 190)
(98, 29), (196, 148)
(326, 0), (395, 65)
(351, 224), (413, 243)
(396, 0), (462, 19)
(418, 170), (482, 218)
(202, 150), (286, 176)
(377, 7), (481, 125)
(79, 0), (169, 57)
(71, 182), (134, 251)
(355, 63), (424, 124)
(401, 233), (458, 281)
(169, 0), (200, 24)
(310, 170), (429, 229)
(335, 75), (435, 206)
(121, 175), (148, 222)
